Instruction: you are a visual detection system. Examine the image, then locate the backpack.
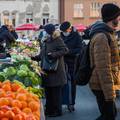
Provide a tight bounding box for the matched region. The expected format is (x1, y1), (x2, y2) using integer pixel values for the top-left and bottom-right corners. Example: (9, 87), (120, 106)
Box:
(74, 32), (111, 86)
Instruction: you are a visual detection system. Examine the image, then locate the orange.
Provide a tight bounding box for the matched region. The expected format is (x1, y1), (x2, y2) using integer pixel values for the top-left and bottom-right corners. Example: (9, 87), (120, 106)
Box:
(33, 111), (40, 117)
(12, 100), (22, 109)
(17, 88), (27, 93)
(16, 94), (27, 101)
(32, 94), (39, 102)
(11, 107), (21, 115)
(28, 101), (39, 112)
(0, 106), (11, 113)
(0, 98), (10, 106)
(11, 83), (21, 92)
(0, 110), (5, 118)
(21, 101), (27, 109)
(34, 115), (40, 120)
(13, 114), (23, 120)
(22, 108), (32, 114)
(6, 91), (15, 99)
(0, 90), (6, 98)
(2, 84), (11, 91)
(2, 80), (11, 86)
(20, 113), (27, 120)
(26, 114), (36, 120)
(27, 97), (34, 103)
(5, 110), (15, 119)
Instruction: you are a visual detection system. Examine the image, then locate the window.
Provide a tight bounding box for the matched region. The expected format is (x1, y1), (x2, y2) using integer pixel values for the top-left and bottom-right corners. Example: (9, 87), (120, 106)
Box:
(73, 3), (83, 18)
(11, 12), (16, 26)
(90, 2), (102, 17)
(42, 13), (49, 25)
(3, 11), (10, 25)
(26, 13), (33, 23)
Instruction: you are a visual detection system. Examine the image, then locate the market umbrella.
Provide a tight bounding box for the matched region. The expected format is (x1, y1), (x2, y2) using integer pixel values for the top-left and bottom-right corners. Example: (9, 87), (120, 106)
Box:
(16, 23), (40, 31)
(74, 24), (87, 32)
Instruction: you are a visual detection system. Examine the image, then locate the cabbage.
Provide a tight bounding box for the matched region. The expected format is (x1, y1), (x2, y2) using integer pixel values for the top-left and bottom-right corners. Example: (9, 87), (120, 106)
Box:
(3, 67), (16, 77)
(20, 64), (29, 71)
(17, 70), (28, 77)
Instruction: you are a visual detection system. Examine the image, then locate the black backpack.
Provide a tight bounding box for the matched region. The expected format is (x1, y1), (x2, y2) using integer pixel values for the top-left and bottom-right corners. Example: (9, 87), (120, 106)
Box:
(74, 32), (111, 86)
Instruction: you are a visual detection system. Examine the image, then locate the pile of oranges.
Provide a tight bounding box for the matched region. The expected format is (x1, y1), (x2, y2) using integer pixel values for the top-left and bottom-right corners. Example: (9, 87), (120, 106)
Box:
(0, 80), (40, 120)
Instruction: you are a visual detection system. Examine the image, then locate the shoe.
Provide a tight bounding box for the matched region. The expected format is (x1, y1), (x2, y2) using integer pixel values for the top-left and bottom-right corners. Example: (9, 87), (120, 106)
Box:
(67, 105), (75, 112)
(48, 112), (62, 117)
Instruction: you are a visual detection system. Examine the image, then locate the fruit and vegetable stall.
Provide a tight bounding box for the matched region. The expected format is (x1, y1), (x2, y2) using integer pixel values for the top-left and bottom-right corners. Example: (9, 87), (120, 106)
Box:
(0, 41), (45, 120)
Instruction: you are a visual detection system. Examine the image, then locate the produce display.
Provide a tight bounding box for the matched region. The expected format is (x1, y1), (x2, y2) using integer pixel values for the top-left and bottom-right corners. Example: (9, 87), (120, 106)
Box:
(0, 40), (45, 119)
(0, 80), (40, 120)
(0, 40), (44, 98)
(0, 60), (44, 98)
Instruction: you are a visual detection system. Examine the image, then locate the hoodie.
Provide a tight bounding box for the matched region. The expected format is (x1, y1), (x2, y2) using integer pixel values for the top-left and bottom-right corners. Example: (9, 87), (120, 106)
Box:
(89, 21), (114, 38)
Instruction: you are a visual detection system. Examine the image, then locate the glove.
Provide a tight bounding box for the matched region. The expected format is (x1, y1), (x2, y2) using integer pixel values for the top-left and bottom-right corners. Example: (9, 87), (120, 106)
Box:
(31, 56), (36, 61)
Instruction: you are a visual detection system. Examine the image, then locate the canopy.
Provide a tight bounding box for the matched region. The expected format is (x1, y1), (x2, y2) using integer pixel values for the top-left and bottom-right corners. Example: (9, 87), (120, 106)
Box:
(16, 23), (40, 31)
(74, 24), (87, 32)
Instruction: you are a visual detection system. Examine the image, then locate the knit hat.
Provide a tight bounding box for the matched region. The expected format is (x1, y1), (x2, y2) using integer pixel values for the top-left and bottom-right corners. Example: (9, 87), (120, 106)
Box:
(60, 21), (71, 32)
(44, 24), (55, 35)
(101, 3), (120, 23)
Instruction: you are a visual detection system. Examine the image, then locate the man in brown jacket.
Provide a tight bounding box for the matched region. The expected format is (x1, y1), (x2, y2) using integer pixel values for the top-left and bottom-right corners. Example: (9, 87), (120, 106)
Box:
(89, 3), (120, 120)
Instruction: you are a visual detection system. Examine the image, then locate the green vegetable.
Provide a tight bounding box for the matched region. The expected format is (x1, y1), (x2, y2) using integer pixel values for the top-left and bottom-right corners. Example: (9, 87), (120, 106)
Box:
(17, 70), (28, 77)
(0, 72), (6, 82)
(3, 67), (16, 77)
(20, 64), (29, 71)
(28, 71), (35, 78)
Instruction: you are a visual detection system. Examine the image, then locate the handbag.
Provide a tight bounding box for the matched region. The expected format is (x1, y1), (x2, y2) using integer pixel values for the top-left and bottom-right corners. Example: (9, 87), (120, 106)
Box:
(41, 42), (59, 72)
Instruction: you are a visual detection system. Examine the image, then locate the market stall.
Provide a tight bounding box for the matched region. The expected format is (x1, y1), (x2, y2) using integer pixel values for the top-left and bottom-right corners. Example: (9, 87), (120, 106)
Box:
(0, 40), (45, 120)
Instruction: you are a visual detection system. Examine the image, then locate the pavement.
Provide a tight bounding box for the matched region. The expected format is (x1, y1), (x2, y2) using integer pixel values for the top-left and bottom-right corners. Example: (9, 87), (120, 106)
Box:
(46, 85), (120, 120)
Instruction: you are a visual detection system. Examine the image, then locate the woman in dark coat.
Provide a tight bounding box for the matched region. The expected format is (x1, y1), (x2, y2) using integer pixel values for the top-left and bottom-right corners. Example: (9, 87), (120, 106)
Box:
(60, 21), (83, 111)
(31, 24), (69, 117)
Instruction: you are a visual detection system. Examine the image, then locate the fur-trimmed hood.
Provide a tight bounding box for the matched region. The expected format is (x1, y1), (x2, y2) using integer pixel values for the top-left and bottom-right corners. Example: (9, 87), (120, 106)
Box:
(52, 30), (61, 39)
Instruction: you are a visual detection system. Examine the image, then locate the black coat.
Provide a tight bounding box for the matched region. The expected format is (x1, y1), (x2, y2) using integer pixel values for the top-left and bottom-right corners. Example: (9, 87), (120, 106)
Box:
(61, 27), (83, 62)
(0, 25), (15, 49)
(33, 31), (69, 87)
(11, 31), (18, 39)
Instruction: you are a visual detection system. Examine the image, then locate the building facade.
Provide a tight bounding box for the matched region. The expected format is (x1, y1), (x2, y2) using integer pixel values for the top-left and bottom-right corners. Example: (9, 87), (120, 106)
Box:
(60, 0), (120, 26)
(0, 0), (59, 26)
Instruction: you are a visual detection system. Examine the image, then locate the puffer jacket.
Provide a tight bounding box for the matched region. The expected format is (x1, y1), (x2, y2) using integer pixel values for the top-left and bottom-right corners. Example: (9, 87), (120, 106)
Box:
(89, 22), (120, 101)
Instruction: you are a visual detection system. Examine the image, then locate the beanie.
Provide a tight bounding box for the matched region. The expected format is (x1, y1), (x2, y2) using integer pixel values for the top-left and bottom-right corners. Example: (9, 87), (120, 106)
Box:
(44, 24), (55, 35)
(60, 21), (71, 32)
(101, 3), (120, 23)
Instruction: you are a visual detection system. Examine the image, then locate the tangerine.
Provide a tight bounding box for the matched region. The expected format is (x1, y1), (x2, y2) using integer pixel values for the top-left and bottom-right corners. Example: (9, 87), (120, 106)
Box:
(13, 114), (23, 120)
(5, 110), (15, 119)
(12, 100), (22, 109)
(22, 108), (32, 114)
(2, 84), (11, 91)
(0, 98), (10, 106)
(28, 101), (39, 112)
(16, 94), (27, 101)
(11, 83), (21, 92)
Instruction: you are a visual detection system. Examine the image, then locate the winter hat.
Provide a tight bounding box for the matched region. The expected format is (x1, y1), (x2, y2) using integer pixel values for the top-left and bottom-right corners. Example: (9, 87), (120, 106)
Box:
(101, 3), (120, 23)
(44, 24), (55, 35)
(60, 21), (71, 32)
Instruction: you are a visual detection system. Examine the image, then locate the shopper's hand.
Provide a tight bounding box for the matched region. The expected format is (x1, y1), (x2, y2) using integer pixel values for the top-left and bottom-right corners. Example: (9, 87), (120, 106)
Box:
(31, 56), (36, 61)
